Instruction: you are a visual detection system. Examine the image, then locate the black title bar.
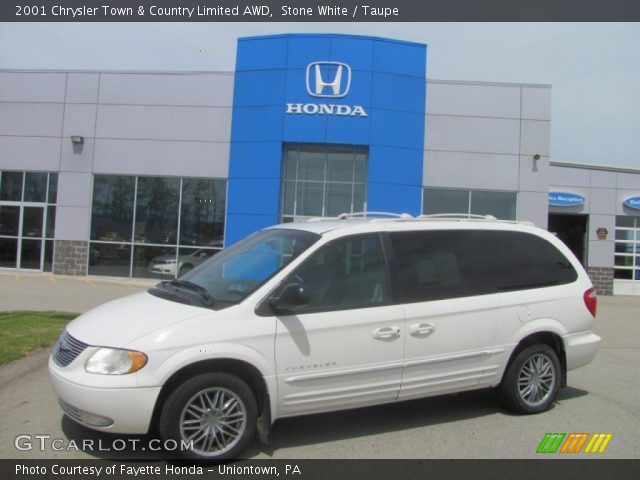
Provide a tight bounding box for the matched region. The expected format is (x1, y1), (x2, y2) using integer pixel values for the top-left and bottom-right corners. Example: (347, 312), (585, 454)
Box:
(3, 0), (640, 22)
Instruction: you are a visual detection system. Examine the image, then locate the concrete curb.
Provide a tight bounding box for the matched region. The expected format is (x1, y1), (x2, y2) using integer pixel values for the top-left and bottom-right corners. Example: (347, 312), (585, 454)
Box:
(0, 348), (52, 386)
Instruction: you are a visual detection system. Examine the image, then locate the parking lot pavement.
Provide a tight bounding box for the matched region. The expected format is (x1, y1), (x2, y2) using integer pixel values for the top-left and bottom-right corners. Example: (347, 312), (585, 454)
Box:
(0, 271), (155, 313)
(0, 295), (638, 459)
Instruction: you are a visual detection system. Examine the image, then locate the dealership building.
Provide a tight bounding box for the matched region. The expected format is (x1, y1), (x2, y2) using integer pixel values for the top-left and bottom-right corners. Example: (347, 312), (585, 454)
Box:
(0, 33), (639, 295)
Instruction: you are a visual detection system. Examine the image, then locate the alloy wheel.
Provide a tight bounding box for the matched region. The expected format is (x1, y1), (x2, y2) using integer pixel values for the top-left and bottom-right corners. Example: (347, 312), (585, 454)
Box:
(179, 387), (247, 457)
(517, 353), (556, 408)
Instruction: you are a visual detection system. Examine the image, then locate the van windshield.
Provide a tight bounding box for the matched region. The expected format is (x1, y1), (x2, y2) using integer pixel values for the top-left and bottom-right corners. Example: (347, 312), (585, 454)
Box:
(151, 228), (319, 309)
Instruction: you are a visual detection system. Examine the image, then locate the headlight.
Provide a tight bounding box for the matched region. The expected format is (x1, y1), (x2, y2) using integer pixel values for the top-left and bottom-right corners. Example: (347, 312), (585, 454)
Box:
(85, 348), (147, 375)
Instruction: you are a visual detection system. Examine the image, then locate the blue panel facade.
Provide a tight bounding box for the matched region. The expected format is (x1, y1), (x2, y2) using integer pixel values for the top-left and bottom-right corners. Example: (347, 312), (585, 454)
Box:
(226, 34), (427, 245)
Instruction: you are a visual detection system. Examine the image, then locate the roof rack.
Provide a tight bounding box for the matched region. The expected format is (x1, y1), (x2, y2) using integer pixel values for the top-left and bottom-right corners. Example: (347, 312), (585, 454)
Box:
(336, 211), (414, 220)
(417, 213), (498, 221)
(302, 212), (537, 227)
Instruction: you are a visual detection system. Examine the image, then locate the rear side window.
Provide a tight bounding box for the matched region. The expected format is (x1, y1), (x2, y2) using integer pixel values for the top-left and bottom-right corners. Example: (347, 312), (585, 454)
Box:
(390, 230), (577, 303)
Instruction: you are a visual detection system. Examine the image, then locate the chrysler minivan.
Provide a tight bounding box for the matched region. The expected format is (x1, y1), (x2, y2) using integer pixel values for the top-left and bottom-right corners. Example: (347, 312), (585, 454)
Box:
(49, 213), (600, 460)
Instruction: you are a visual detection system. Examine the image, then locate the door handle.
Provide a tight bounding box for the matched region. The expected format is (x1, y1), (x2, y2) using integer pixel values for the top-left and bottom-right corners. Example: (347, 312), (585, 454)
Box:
(373, 326), (401, 340)
(409, 322), (435, 337)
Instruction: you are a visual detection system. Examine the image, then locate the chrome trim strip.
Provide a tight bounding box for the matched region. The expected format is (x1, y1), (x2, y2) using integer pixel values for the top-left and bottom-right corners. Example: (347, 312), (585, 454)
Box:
(285, 379), (400, 401)
(404, 348), (506, 368)
(285, 384), (401, 406)
(285, 349), (506, 383)
(285, 362), (404, 384)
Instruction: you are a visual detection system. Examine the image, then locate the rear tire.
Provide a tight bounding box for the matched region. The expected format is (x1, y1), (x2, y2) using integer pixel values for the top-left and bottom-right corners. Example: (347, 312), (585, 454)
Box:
(499, 344), (561, 414)
(159, 373), (257, 461)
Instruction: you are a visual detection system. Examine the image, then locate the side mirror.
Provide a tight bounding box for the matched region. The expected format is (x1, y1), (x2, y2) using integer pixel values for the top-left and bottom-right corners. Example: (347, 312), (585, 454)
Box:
(269, 283), (309, 313)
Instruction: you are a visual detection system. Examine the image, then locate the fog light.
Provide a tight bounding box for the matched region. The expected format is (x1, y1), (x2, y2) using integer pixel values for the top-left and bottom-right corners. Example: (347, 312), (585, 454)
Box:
(60, 399), (113, 427)
(78, 410), (113, 427)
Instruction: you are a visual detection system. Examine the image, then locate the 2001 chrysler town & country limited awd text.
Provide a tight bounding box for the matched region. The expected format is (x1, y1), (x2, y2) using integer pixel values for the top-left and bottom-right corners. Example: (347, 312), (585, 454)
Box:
(49, 213), (601, 460)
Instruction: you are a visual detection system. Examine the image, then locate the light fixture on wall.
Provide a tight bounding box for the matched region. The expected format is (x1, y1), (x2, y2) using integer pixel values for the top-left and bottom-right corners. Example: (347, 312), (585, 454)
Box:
(533, 153), (541, 172)
(70, 135), (84, 145)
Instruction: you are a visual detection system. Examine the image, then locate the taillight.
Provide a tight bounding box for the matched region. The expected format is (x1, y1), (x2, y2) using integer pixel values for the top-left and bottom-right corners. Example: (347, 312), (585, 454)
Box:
(583, 287), (597, 317)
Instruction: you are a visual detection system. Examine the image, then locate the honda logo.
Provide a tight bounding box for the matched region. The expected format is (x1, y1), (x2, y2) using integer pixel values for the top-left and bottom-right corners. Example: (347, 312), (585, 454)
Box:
(306, 61), (351, 98)
(286, 60), (366, 117)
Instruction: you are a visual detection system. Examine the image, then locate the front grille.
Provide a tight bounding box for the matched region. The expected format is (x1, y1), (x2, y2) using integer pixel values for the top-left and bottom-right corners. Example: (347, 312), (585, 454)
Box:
(52, 330), (89, 367)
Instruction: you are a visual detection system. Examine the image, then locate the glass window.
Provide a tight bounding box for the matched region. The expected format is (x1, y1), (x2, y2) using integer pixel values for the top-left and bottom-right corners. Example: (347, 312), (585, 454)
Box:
(134, 177), (180, 244)
(298, 149), (325, 181)
(180, 178), (226, 248)
(354, 152), (367, 184)
(616, 216), (635, 228)
(295, 182), (323, 217)
(22, 207), (43, 238)
(89, 174), (227, 279)
(90, 176), (135, 242)
(45, 206), (56, 238)
(177, 247), (218, 275)
(48, 173), (58, 204)
(282, 145), (367, 221)
(284, 148), (298, 179)
(390, 230), (577, 303)
(171, 228), (319, 308)
(88, 243), (132, 277)
(282, 181), (295, 216)
(615, 256), (635, 267)
(614, 269), (633, 280)
(353, 184), (365, 213)
(327, 150), (354, 182)
(0, 205), (20, 236)
(423, 189), (469, 216)
(615, 229), (635, 241)
(614, 216), (640, 282)
(279, 234), (390, 311)
(325, 183), (352, 216)
(470, 190), (517, 220)
(422, 188), (517, 220)
(0, 172), (23, 202)
(486, 231), (578, 290)
(24, 172), (48, 203)
(0, 170), (56, 272)
(0, 238), (17, 268)
(20, 239), (42, 269)
(43, 240), (54, 272)
(133, 245), (177, 279)
(615, 242), (634, 254)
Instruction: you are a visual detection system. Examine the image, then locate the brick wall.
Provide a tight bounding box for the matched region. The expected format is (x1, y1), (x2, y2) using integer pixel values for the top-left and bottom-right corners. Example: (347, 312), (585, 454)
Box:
(53, 240), (88, 276)
(587, 267), (613, 296)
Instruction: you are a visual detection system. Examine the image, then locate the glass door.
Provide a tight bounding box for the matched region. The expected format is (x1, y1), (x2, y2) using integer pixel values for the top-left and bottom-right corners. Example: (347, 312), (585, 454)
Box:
(20, 205), (46, 270)
(0, 204), (20, 269)
(0, 204), (46, 271)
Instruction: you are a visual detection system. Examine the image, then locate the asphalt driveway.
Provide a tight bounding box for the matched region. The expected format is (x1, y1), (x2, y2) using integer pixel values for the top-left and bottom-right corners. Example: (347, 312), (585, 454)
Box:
(0, 274), (638, 459)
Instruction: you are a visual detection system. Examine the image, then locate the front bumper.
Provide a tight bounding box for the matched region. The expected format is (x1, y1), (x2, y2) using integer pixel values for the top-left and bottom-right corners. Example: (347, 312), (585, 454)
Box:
(48, 357), (161, 434)
(149, 264), (177, 275)
(563, 331), (601, 371)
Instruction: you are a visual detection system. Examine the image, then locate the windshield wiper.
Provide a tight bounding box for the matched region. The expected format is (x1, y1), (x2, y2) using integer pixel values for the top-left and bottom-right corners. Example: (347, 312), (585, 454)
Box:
(164, 279), (215, 307)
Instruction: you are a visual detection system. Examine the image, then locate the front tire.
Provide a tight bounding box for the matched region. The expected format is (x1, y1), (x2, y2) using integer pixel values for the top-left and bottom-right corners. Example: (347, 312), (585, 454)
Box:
(499, 344), (561, 414)
(159, 373), (257, 461)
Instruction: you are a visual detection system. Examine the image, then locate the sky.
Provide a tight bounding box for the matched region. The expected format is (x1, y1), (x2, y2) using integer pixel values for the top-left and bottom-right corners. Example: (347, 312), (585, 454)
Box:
(1, 22), (638, 168)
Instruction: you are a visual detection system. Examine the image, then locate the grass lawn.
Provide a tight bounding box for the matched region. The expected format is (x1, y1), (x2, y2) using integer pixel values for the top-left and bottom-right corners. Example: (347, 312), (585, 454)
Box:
(0, 311), (78, 366)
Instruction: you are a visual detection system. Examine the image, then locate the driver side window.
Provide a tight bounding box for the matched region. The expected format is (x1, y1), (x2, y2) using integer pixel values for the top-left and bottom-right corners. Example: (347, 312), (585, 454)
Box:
(284, 234), (390, 312)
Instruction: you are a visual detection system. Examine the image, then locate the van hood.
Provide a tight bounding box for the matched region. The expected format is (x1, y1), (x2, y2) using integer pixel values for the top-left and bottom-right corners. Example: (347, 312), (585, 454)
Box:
(65, 291), (208, 347)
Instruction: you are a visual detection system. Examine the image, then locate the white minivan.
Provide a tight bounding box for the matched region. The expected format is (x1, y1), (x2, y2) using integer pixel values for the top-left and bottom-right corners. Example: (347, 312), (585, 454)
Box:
(49, 213), (601, 460)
